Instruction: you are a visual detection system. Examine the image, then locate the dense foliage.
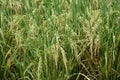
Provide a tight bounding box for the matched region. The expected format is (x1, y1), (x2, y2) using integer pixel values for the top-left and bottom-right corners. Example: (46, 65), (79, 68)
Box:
(0, 0), (120, 80)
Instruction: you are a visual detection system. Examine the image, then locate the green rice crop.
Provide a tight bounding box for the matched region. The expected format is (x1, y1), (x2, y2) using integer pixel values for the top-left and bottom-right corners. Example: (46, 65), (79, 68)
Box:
(0, 0), (120, 80)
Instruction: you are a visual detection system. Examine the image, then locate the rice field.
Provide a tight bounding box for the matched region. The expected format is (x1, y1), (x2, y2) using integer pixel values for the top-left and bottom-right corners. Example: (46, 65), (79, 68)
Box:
(0, 0), (120, 80)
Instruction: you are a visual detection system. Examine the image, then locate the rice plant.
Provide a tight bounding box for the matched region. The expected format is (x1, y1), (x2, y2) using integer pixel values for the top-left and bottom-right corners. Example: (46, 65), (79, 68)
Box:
(0, 0), (120, 80)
